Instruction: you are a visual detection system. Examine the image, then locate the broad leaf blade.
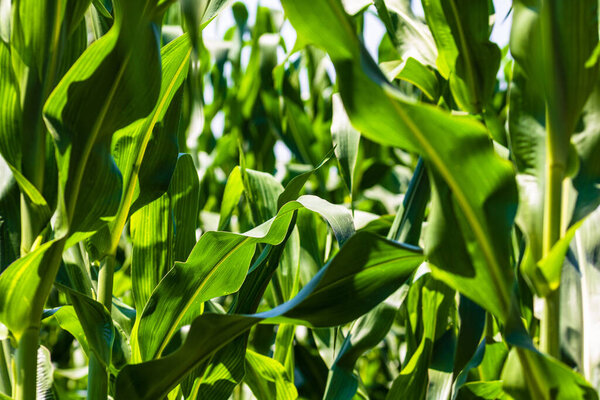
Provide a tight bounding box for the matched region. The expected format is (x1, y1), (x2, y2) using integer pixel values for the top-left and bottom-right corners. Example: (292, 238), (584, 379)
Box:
(280, 0), (517, 321)
(135, 195), (354, 361)
(115, 231), (424, 399)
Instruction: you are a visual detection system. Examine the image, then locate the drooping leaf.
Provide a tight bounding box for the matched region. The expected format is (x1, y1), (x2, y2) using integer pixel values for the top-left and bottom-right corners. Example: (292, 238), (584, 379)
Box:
(135, 195), (354, 361)
(115, 231), (424, 399)
(280, 0), (517, 322)
(51, 306), (90, 356)
(502, 346), (598, 400)
(380, 57), (439, 101)
(68, 290), (115, 368)
(191, 171), (296, 400)
(0, 238), (65, 340)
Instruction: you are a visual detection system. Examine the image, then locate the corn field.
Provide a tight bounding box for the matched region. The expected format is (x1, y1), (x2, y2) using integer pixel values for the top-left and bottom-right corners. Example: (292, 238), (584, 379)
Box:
(0, 0), (599, 399)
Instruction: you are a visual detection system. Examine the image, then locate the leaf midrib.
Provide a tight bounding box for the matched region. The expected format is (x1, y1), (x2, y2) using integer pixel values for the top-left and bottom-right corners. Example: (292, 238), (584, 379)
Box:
(110, 45), (192, 253)
(153, 235), (251, 358)
(151, 206), (298, 358)
(448, 0), (479, 108)
(389, 99), (511, 315)
(299, 254), (423, 304)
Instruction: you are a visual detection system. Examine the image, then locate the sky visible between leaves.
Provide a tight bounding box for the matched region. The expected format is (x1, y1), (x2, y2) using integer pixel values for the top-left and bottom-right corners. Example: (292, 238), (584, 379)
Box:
(202, 0), (513, 162)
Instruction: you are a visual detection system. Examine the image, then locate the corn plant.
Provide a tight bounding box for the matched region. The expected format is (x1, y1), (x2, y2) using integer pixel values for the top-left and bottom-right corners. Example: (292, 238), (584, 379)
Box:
(0, 0), (599, 399)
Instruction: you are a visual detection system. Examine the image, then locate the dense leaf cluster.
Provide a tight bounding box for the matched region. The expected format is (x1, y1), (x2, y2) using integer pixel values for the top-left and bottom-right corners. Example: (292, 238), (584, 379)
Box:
(0, 0), (599, 399)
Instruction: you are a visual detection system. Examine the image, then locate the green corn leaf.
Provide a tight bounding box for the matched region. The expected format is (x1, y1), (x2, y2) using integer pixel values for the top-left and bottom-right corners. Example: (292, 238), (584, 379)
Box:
(572, 84), (600, 222)
(274, 323), (296, 382)
(386, 274), (454, 400)
(0, 167), (20, 272)
(1, 0), (162, 349)
(11, 0), (89, 75)
(453, 296), (485, 376)
(218, 166), (244, 231)
(44, 0), (162, 243)
(0, 238), (64, 340)
(0, 40), (52, 235)
(114, 34), (191, 218)
(134, 195), (354, 361)
(131, 153), (199, 317)
(192, 241), (294, 399)
(242, 168), (284, 224)
(46, 291), (115, 371)
(500, 309), (598, 400)
(130, 193), (173, 314)
(51, 306), (90, 356)
(373, 0), (437, 67)
(457, 381), (510, 400)
(194, 173), (302, 399)
(508, 64), (548, 295)
(280, 0), (516, 321)
(244, 350), (298, 400)
(331, 93), (360, 196)
(169, 154), (200, 263)
(88, 33), (191, 259)
(181, 0), (235, 52)
(4, 0), (91, 250)
(324, 303), (396, 400)
(511, 0), (599, 161)
(387, 157), (429, 244)
(532, 219), (584, 297)
(422, 0), (500, 113)
(68, 290), (114, 369)
(380, 57), (439, 101)
(115, 231), (424, 399)
(276, 148), (334, 210)
(502, 346), (598, 400)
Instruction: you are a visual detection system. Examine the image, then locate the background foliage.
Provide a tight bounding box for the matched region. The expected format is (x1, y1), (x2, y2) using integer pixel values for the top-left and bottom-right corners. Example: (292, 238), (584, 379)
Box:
(1, 0), (600, 399)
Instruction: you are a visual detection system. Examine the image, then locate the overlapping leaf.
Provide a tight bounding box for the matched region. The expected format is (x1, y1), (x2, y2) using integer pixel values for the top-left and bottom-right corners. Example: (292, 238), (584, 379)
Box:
(422, 0), (500, 113)
(44, 0), (162, 242)
(135, 195), (354, 361)
(280, 0), (517, 321)
(115, 231), (424, 399)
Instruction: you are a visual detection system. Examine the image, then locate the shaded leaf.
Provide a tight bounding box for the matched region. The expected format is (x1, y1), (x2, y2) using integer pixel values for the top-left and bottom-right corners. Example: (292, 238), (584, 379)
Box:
(115, 231), (424, 399)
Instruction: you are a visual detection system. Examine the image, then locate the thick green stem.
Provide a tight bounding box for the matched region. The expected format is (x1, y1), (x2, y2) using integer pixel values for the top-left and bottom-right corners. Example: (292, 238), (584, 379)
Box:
(540, 123), (565, 357)
(88, 255), (115, 399)
(0, 340), (11, 396)
(87, 353), (108, 400)
(14, 328), (38, 400)
(97, 255), (115, 311)
(540, 289), (560, 357)
(19, 195), (40, 255)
